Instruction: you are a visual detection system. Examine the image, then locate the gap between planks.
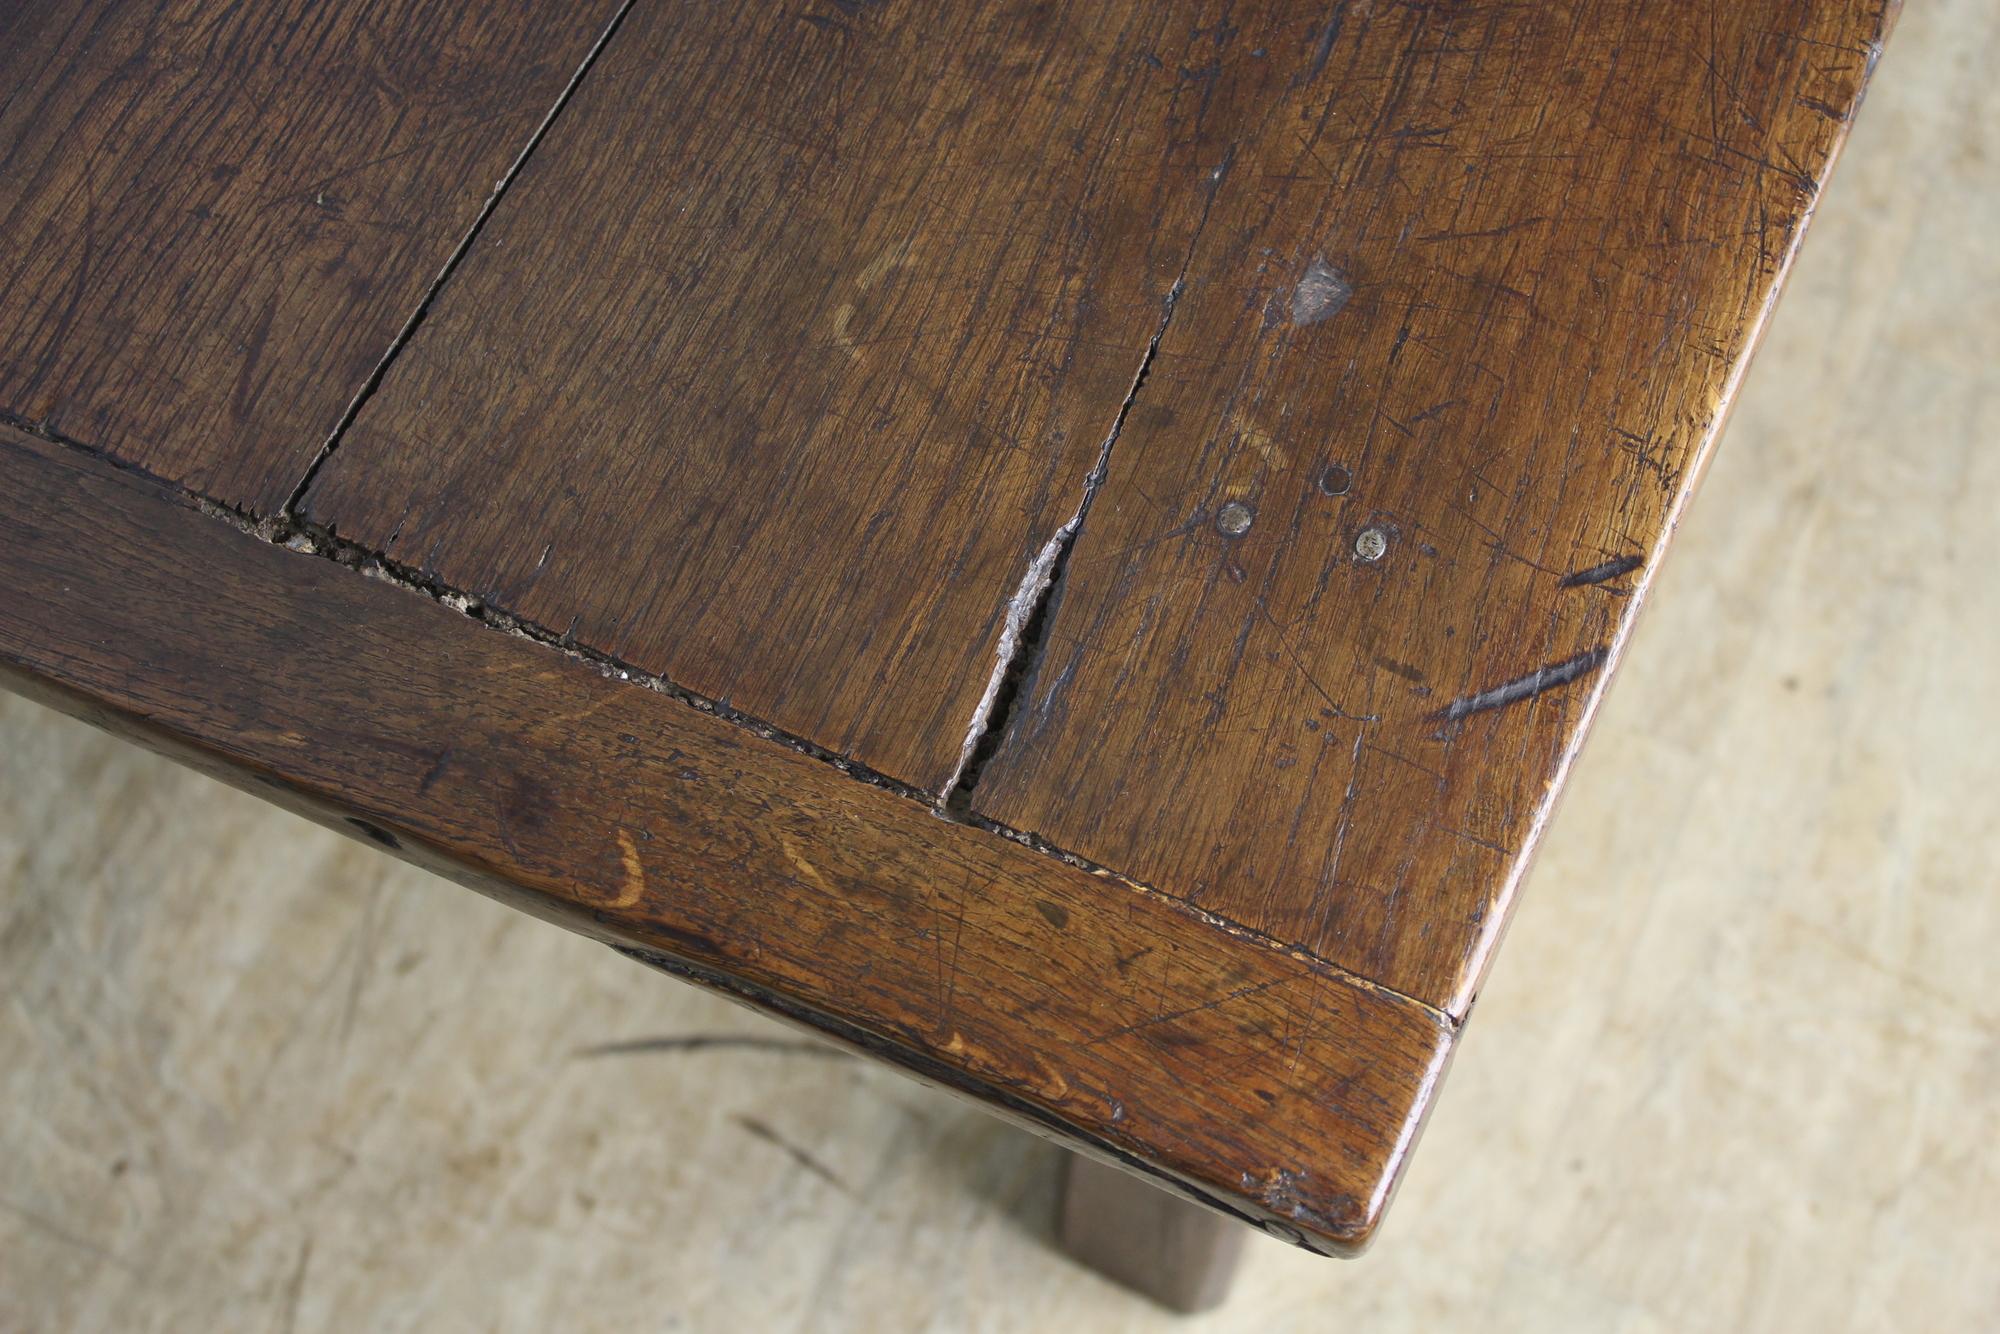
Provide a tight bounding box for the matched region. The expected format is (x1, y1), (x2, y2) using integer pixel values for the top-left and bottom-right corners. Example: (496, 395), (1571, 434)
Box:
(277, 0), (642, 516)
(0, 411), (1456, 1034)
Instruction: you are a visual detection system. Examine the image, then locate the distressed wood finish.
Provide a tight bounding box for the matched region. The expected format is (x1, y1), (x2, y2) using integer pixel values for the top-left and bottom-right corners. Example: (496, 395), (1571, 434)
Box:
(971, 1), (1897, 1013)
(0, 0), (1898, 1264)
(297, 0), (1233, 791)
(0, 0), (622, 509)
(0, 426), (1451, 1254)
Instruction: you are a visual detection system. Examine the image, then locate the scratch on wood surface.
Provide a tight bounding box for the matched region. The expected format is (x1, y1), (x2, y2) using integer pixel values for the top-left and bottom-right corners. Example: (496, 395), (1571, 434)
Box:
(1436, 647), (1609, 722)
(778, 833), (835, 894)
(1558, 553), (1644, 588)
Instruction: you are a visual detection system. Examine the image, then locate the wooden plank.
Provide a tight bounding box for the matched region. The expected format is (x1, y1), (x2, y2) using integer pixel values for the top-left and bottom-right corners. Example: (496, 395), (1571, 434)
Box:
(0, 0), (623, 510)
(970, 1), (1897, 1013)
(0, 424), (1453, 1255)
(297, 0), (1236, 791)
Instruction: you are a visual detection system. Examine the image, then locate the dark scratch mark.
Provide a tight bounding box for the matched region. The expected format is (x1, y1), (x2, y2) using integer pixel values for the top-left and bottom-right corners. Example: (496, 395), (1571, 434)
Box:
(574, 1035), (849, 1060)
(1370, 653), (1428, 685)
(1558, 553), (1644, 588)
(732, 1114), (853, 1195)
(1433, 823), (1513, 856)
(1436, 648), (1609, 722)
(1114, 945), (1155, 974)
(1416, 215), (1549, 242)
(1083, 974), (1302, 1049)
(1307, 12), (1346, 81)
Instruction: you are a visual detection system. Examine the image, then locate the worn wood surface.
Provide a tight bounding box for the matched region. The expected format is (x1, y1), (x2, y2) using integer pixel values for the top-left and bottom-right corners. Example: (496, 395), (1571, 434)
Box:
(0, 0), (1897, 1264)
(971, 0), (1898, 1013)
(3, 7), (1992, 1319)
(298, 0), (1225, 790)
(0, 0), (621, 509)
(291, 0), (1898, 1014)
(0, 425), (1451, 1254)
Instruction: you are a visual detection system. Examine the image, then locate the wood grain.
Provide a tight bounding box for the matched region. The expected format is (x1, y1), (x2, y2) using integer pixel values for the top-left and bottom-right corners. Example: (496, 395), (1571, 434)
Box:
(971, 0), (1898, 1013)
(0, 425), (1452, 1255)
(0, 0), (622, 510)
(297, 0), (1236, 790)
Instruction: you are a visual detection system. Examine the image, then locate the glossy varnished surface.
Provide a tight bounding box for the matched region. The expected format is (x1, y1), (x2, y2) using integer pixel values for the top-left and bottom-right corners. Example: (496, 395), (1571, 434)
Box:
(0, 0), (620, 508)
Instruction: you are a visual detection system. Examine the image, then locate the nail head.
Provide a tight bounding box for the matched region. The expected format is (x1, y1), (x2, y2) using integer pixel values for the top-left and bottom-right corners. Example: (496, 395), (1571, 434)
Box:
(1216, 501), (1254, 537)
(1318, 463), (1351, 496)
(1354, 526), (1389, 562)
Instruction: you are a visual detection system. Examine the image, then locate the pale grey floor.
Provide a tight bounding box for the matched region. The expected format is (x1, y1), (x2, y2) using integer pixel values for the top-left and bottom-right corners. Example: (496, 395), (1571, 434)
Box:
(3, 4), (1996, 1329)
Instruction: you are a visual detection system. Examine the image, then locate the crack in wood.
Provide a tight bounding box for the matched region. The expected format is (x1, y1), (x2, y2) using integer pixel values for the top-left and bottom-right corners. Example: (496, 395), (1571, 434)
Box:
(932, 287), (1172, 811)
(5, 399), (1454, 1032)
(276, 0), (642, 519)
(941, 149), (1237, 816)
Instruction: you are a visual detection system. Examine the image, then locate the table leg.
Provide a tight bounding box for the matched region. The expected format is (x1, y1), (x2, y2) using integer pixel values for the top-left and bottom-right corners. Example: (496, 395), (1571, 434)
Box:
(1056, 1153), (1247, 1312)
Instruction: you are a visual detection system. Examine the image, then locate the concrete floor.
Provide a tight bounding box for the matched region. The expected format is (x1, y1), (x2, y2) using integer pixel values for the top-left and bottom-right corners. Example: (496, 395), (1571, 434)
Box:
(3, 4), (1995, 1329)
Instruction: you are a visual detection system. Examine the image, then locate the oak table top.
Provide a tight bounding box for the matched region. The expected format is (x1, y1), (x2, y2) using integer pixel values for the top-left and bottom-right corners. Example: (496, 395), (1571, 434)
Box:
(0, 0), (1895, 1254)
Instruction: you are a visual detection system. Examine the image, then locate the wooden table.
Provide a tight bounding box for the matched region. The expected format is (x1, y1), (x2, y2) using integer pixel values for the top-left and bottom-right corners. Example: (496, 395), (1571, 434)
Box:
(0, 0), (1895, 1308)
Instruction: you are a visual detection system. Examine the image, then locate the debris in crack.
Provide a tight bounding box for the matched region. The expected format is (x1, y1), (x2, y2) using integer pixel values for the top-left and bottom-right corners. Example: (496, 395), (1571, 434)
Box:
(939, 277), (1184, 813)
(941, 526), (1069, 801)
(941, 149), (1235, 815)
